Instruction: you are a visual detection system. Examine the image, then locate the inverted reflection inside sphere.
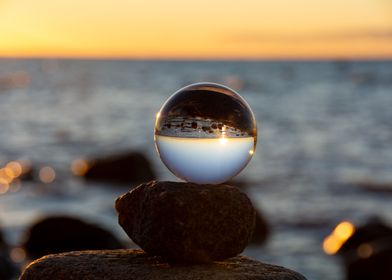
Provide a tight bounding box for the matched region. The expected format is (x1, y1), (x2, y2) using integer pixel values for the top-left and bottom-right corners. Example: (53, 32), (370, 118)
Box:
(154, 82), (257, 184)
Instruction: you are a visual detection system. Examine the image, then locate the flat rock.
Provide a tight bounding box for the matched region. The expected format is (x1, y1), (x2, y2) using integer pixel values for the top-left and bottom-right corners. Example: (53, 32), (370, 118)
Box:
(115, 181), (255, 263)
(20, 249), (307, 280)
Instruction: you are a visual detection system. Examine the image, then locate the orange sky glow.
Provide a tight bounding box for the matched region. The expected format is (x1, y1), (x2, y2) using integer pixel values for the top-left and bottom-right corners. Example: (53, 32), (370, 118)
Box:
(0, 0), (391, 59)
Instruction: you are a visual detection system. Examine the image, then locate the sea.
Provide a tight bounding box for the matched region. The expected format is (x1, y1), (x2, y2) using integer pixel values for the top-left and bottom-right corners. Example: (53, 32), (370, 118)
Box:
(0, 59), (392, 280)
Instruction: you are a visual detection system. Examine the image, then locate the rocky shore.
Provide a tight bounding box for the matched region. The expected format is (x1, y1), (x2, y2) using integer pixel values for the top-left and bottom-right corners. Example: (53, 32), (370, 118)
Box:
(19, 181), (307, 279)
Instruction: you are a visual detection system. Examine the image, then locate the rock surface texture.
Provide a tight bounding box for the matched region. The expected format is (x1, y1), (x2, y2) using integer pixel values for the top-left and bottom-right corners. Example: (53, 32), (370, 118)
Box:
(115, 181), (256, 263)
(20, 249), (307, 280)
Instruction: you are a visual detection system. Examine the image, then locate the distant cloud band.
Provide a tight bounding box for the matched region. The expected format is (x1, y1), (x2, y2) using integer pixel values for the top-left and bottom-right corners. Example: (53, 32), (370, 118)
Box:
(226, 29), (392, 43)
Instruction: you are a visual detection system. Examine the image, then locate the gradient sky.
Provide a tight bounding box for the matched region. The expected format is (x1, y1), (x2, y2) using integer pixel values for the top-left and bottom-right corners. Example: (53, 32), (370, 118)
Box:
(0, 0), (391, 59)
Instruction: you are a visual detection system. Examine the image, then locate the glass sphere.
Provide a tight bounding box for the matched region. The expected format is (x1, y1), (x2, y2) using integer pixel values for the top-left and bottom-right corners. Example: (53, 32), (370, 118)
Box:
(154, 82), (257, 184)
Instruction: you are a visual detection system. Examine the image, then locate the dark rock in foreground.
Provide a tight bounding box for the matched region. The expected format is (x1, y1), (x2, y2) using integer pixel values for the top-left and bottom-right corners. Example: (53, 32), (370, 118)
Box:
(22, 216), (125, 260)
(0, 255), (16, 280)
(20, 249), (307, 280)
(0, 228), (17, 280)
(115, 181), (255, 263)
(338, 218), (392, 280)
(83, 151), (155, 185)
(0, 228), (7, 248)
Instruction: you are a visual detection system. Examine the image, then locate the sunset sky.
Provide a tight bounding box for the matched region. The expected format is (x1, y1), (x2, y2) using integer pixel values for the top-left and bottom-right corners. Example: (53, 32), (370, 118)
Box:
(0, 0), (391, 59)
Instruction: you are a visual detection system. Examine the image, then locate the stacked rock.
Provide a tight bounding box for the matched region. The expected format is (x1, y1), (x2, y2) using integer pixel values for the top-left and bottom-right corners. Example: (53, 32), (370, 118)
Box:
(20, 83), (307, 280)
(20, 182), (307, 280)
(115, 181), (256, 263)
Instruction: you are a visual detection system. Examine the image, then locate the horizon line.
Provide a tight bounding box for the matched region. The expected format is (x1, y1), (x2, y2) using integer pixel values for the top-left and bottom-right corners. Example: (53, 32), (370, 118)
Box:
(1, 55), (392, 62)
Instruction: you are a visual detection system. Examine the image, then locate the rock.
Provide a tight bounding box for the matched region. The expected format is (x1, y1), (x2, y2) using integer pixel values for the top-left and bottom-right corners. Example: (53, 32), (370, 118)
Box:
(251, 209), (269, 244)
(115, 181), (255, 263)
(0, 228), (18, 280)
(0, 228), (6, 246)
(82, 151), (156, 185)
(337, 218), (392, 280)
(226, 180), (269, 244)
(20, 249), (307, 280)
(350, 179), (392, 193)
(22, 216), (125, 260)
(338, 218), (392, 255)
(0, 252), (16, 280)
(346, 246), (392, 280)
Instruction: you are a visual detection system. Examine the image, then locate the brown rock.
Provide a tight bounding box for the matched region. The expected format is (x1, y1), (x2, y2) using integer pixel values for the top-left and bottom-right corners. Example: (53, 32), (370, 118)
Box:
(115, 181), (255, 263)
(337, 219), (392, 280)
(20, 249), (307, 280)
(83, 151), (155, 185)
(22, 216), (125, 260)
(0, 228), (17, 280)
(227, 179), (270, 244)
(251, 208), (270, 244)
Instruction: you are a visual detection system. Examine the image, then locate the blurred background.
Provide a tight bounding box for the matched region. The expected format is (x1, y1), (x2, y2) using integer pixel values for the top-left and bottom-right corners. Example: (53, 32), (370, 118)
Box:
(0, 1), (392, 279)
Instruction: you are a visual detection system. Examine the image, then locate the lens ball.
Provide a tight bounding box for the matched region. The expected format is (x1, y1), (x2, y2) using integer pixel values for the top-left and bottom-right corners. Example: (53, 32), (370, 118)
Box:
(155, 82), (257, 184)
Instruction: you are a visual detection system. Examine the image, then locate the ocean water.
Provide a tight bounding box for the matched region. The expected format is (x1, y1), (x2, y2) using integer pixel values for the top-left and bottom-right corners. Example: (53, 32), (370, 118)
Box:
(0, 59), (392, 279)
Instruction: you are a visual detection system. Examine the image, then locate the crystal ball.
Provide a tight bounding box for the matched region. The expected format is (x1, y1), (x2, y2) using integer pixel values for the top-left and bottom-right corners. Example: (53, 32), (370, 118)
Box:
(154, 82), (257, 184)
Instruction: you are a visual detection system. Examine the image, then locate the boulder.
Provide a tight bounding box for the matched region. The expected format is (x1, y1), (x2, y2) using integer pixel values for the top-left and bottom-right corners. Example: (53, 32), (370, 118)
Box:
(115, 181), (255, 263)
(82, 151), (155, 185)
(20, 249), (307, 280)
(227, 180), (269, 244)
(338, 219), (392, 255)
(251, 209), (269, 244)
(0, 252), (16, 280)
(337, 218), (392, 280)
(22, 216), (125, 260)
(346, 245), (392, 280)
(0, 228), (5, 246)
(0, 228), (18, 280)
(350, 180), (392, 193)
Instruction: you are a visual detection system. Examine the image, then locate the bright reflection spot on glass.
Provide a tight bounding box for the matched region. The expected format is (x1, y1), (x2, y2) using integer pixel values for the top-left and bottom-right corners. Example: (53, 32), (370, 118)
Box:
(219, 137), (228, 145)
(39, 166), (56, 183)
(357, 243), (373, 258)
(221, 125), (227, 136)
(249, 150), (254, 155)
(323, 221), (356, 255)
(71, 159), (89, 176)
(10, 247), (26, 263)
